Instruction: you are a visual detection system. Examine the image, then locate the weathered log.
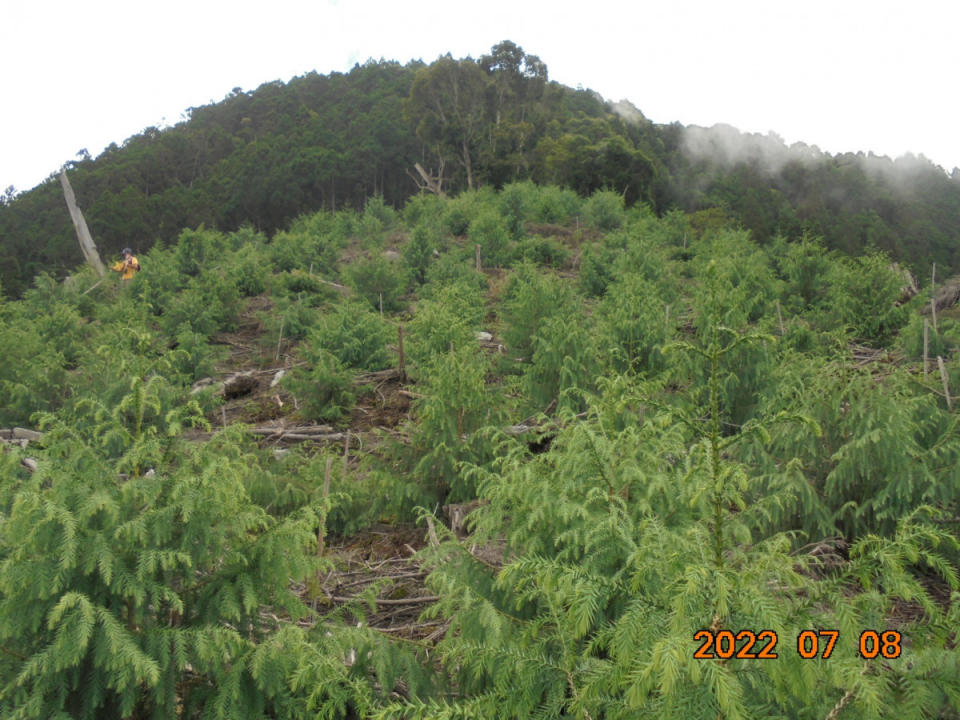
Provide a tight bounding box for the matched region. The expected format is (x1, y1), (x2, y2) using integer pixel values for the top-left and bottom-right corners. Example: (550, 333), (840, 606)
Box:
(0, 428), (44, 444)
(13, 427), (43, 442)
(923, 276), (960, 315)
(60, 170), (106, 277)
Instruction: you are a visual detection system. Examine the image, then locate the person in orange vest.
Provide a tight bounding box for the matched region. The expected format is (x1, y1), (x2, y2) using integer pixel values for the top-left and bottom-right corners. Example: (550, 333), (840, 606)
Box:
(111, 248), (140, 280)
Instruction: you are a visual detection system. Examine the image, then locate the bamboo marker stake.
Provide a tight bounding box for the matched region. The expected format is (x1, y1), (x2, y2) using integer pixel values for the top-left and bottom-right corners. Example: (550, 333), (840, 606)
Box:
(931, 298), (938, 334)
(81, 278), (106, 295)
(937, 356), (952, 410)
(776, 300), (785, 336)
(342, 430), (350, 477)
(475, 244), (482, 272)
(398, 325), (406, 382)
(275, 317), (285, 362)
(923, 319), (930, 380)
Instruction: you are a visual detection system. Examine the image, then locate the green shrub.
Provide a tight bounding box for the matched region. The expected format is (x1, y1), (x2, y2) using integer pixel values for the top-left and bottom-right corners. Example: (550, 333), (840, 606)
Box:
(407, 283), (485, 373)
(310, 301), (394, 371)
(421, 252), (487, 297)
(441, 187), (495, 236)
(533, 184), (581, 224)
(268, 223), (341, 277)
(771, 235), (834, 312)
(899, 313), (959, 360)
(159, 271), (241, 337)
(0, 316), (69, 425)
(827, 251), (910, 344)
(282, 350), (356, 422)
(406, 346), (501, 502)
(260, 295), (325, 355)
(402, 192), (445, 227)
(579, 242), (618, 297)
(501, 262), (577, 360)
(468, 209), (511, 267)
(231, 243), (269, 297)
(523, 313), (597, 413)
(498, 181), (538, 239)
(513, 235), (570, 268)
(343, 254), (409, 313)
(598, 273), (669, 374)
(364, 194), (398, 230)
(582, 189), (625, 231)
(443, 200), (472, 237)
(0, 416), (320, 719)
(404, 218), (441, 285)
(174, 227), (226, 277)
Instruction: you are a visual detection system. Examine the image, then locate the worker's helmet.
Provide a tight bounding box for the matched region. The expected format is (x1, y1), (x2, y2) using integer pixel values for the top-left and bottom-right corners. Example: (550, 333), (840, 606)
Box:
(121, 247), (132, 255)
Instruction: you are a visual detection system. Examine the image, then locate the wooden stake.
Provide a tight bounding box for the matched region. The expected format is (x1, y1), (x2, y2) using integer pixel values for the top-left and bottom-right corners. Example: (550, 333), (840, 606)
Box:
(923, 319), (930, 380)
(398, 325), (406, 382)
(475, 244), (482, 272)
(323, 455), (333, 498)
(275, 317), (285, 362)
(317, 456), (333, 555)
(931, 297), (938, 334)
(342, 430), (350, 477)
(937, 356), (952, 410)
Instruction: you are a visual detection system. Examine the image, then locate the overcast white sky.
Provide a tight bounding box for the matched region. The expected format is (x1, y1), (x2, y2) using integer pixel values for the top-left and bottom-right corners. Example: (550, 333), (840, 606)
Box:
(2, 0), (958, 195)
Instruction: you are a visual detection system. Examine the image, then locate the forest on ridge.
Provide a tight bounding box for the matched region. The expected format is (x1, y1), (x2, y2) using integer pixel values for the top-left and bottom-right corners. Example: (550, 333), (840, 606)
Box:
(2, 41), (960, 298)
(1, 42), (960, 719)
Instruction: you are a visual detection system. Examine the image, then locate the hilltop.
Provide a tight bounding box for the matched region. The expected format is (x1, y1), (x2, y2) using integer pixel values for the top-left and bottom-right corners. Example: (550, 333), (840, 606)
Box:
(2, 41), (960, 297)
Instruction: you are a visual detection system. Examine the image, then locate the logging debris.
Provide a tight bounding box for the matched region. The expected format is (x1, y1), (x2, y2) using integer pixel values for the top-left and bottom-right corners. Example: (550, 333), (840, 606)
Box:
(923, 276), (960, 315)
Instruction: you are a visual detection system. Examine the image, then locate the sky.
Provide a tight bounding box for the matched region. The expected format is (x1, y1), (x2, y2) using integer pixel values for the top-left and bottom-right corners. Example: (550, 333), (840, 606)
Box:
(2, 0), (958, 195)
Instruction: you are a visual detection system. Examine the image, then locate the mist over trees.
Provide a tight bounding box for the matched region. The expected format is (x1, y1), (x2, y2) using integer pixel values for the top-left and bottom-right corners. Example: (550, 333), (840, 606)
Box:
(2, 40), (959, 297)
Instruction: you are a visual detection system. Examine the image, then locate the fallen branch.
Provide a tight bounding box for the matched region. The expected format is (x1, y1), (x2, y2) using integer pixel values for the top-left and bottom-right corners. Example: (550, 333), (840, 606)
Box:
(328, 594), (439, 606)
(355, 367), (404, 383)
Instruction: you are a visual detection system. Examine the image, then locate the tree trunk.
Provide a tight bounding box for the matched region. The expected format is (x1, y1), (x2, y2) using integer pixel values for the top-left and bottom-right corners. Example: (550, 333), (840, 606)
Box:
(59, 170), (106, 277)
(462, 140), (474, 190)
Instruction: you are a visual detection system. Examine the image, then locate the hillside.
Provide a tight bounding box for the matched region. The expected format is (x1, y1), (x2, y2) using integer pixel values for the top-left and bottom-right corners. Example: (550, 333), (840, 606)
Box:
(2, 183), (960, 717)
(2, 41), (960, 297)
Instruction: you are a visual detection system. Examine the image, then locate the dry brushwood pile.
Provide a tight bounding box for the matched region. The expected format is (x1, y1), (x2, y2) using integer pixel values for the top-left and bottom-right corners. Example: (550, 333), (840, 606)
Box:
(301, 527), (449, 642)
